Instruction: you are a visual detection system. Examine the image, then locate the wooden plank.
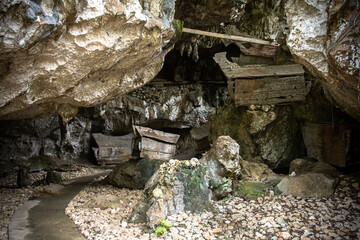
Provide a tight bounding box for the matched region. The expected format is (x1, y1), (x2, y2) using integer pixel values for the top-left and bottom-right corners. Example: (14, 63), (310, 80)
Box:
(235, 42), (277, 58)
(231, 54), (274, 66)
(234, 75), (305, 106)
(231, 64), (304, 79)
(92, 133), (134, 147)
(133, 125), (180, 144)
(140, 137), (177, 154)
(140, 151), (174, 161)
(213, 52), (239, 81)
(214, 52), (304, 79)
(182, 27), (278, 46)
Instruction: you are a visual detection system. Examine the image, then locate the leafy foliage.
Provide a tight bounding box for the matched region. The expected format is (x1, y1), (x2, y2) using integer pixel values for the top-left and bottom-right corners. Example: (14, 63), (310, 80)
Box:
(154, 220), (173, 236)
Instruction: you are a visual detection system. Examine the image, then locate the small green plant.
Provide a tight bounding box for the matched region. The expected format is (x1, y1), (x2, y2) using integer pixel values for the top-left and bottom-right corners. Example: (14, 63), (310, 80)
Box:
(161, 220), (172, 228)
(154, 220), (172, 237)
(231, 195), (235, 201)
(155, 226), (167, 236)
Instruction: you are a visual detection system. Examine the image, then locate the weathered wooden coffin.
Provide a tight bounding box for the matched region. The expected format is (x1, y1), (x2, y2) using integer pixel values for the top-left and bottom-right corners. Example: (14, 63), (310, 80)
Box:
(133, 125), (180, 160)
(92, 133), (134, 165)
(214, 52), (306, 106)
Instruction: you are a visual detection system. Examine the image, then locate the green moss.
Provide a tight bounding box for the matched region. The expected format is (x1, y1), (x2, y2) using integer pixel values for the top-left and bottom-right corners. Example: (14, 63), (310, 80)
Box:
(237, 181), (269, 199)
(154, 219), (172, 236)
(173, 19), (184, 40)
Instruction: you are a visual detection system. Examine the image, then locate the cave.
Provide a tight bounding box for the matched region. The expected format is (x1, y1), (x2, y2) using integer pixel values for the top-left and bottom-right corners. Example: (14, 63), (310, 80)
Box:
(1, 0), (360, 239)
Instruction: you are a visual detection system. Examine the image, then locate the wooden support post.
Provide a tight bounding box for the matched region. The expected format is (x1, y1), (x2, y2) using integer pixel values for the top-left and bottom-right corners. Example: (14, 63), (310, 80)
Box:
(182, 27), (278, 46)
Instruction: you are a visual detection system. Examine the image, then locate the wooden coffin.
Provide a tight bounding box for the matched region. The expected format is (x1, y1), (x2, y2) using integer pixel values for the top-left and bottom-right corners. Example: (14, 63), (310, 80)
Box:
(92, 133), (134, 165)
(214, 52), (306, 106)
(133, 125), (180, 160)
(133, 125), (180, 144)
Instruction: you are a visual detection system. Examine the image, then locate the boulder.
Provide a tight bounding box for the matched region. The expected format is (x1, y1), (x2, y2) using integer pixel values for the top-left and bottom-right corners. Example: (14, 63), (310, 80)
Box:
(285, 1), (360, 121)
(45, 169), (62, 185)
(239, 160), (274, 179)
(0, 0), (175, 120)
(289, 158), (341, 178)
(104, 158), (163, 189)
(276, 173), (337, 198)
(200, 136), (241, 184)
(130, 159), (212, 228)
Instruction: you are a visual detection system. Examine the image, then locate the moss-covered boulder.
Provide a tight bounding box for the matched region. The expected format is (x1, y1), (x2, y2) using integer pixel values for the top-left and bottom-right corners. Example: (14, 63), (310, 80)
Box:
(130, 159), (212, 228)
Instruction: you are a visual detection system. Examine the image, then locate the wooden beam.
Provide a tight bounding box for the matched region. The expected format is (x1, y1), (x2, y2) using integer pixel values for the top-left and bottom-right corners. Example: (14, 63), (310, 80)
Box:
(182, 27), (279, 46)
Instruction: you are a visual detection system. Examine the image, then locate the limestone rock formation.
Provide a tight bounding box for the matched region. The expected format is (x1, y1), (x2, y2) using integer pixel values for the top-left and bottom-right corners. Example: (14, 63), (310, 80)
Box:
(95, 84), (218, 132)
(285, 0), (360, 121)
(200, 136), (242, 183)
(130, 159), (212, 228)
(238, 160), (274, 180)
(0, 0), (175, 120)
(209, 104), (304, 169)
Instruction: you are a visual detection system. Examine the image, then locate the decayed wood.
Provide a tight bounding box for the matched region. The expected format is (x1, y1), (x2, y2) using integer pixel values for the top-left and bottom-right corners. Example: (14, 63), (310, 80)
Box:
(214, 52), (304, 79)
(140, 151), (174, 161)
(236, 42), (277, 58)
(182, 27), (278, 46)
(133, 125), (180, 144)
(234, 75), (306, 106)
(92, 132), (134, 147)
(231, 64), (304, 79)
(140, 137), (177, 154)
(231, 54), (274, 66)
(92, 133), (135, 165)
(213, 52), (239, 81)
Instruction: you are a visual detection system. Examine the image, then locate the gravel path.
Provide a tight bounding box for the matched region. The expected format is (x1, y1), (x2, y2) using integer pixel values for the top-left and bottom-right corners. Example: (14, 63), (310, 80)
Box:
(0, 166), (107, 240)
(66, 174), (360, 240)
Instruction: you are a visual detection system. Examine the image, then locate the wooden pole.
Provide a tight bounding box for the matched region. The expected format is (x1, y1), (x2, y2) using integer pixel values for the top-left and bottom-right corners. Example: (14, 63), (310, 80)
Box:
(182, 27), (279, 46)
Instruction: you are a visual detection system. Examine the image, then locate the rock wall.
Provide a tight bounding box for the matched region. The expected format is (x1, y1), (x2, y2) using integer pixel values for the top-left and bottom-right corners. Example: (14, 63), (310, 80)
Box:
(0, 113), (93, 169)
(95, 84), (227, 133)
(285, 0), (360, 121)
(0, 0), (175, 120)
(209, 104), (304, 169)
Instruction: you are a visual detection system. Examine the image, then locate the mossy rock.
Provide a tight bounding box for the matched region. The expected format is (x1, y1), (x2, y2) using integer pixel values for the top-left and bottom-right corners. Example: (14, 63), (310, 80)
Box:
(236, 181), (270, 199)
